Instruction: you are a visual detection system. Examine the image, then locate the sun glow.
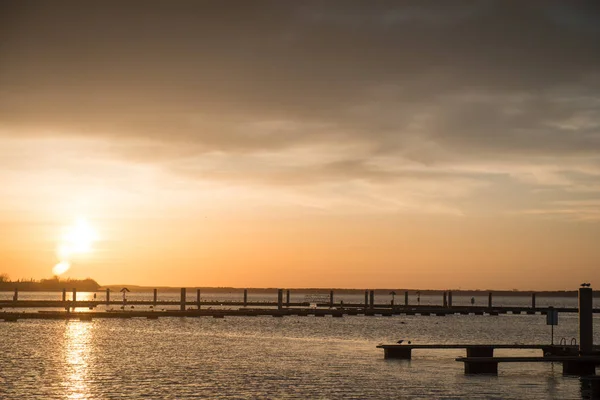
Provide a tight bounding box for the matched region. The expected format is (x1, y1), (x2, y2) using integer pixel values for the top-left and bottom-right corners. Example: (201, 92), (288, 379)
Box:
(52, 218), (98, 276)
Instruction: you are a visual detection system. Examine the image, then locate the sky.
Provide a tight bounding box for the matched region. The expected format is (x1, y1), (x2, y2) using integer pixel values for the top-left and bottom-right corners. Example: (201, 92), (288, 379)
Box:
(1, 1), (600, 290)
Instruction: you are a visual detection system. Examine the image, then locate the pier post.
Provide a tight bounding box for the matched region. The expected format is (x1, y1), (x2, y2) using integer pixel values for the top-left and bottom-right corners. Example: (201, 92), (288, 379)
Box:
(153, 288), (158, 306)
(277, 289), (283, 310)
(488, 292), (492, 308)
(106, 288), (110, 305)
(243, 289), (248, 307)
(405, 291), (409, 306)
(443, 292), (447, 308)
(330, 290), (334, 308)
(448, 291), (453, 308)
(369, 290), (375, 308)
(196, 289), (201, 309)
(579, 287), (593, 355)
(72, 288), (77, 303)
(364, 290), (369, 308)
(62, 288), (66, 302)
(531, 293), (536, 309)
(180, 288), (186, 311)
(13, 288), (17, 302)
(286, 290), (290, 307)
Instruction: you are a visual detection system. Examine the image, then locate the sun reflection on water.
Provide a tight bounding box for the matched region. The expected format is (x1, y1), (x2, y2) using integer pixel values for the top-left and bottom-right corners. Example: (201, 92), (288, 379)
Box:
(63, 321), (94, 399)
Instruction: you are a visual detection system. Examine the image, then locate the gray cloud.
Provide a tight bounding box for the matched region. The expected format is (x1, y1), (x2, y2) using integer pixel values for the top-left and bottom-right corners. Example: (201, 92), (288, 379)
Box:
(1, 1), (600, 217)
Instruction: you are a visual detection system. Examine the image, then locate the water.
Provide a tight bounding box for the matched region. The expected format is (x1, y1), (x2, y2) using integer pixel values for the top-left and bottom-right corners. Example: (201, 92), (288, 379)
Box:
(1, 294), (600, 399)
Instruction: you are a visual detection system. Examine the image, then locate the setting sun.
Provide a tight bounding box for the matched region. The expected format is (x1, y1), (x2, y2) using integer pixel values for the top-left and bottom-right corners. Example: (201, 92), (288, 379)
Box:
(52, 218), (98, 276)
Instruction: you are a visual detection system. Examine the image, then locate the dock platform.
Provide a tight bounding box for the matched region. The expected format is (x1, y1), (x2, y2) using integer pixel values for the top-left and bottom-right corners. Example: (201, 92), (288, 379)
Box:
(455, 355), (600, 375)
(376, 343), (579, 359)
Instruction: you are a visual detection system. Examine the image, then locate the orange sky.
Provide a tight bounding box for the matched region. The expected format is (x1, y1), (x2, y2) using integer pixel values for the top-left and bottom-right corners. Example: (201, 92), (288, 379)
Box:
(1, 2), (600, 290)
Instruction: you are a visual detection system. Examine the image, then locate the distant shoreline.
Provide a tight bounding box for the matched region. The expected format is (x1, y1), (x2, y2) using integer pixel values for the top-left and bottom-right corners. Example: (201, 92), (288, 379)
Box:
(1, 285), (596, 297)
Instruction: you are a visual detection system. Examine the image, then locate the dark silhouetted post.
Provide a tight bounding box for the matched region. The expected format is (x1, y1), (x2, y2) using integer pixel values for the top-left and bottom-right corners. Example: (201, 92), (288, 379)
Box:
(364, 290), (369, 307)
(196, 289), (201, 309)
(330, 290), (334, 307)
(277, 289), (283, 310)
(13, 288), (18, 302)
(180, 288), (186, 311)
(405, 291), (409, 306)
(243, 289), (248, 307)
(72, 288), (77, 303)
(531, 293), (536, 309)
(153, 289), (158, 306)
(579, 287), (593, 355)
(286, 290), (290, 307)
(488, 292), (492, 308)
(443, 292), (447, 308)
(106, 288), (110, 305)
(62, 288), (67, 302)
(448, 291), (453, 308)
(369, 290), (375, 308)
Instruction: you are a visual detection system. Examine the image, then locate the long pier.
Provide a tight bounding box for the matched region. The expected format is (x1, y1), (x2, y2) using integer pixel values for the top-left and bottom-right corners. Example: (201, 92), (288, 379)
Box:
(0, 300), (595, 315)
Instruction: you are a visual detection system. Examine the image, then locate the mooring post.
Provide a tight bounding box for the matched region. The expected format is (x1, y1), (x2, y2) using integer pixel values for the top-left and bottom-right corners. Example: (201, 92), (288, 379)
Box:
(62, 288), (66, 302)
(369, 290), (375, 308)
(448, 291), (453, 308)
(330, 290), (334, 307)
(277, 289), (283, 310)
(443, 292), (447, 308)
(196, 289), (201, 309)
(286, 290), (290, 307)
(153, 288), (157, 306)
(13, 288), (18, 302)
(180, 288), (186, 311)
(72, 288), (77, 303)
(531, 292), (536, 309)
(364, 290), (369, 308)
(243, 289), (248, 307)
(105, 288), (110, 305)
(579, 286), (593, 355)
(405, 291), (409, 306)
(488, 292), (493, 308)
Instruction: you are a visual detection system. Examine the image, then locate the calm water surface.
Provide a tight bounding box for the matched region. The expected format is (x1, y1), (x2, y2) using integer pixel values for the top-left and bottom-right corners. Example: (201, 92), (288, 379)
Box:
(1, 307), (599, 399)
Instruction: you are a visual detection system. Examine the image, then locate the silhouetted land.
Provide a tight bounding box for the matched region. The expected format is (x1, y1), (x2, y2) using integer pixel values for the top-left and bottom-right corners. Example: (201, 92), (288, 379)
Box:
(0, 277), (100, 292)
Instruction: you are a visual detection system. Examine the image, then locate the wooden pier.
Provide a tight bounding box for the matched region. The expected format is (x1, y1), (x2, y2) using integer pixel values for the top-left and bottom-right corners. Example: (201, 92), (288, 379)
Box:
(377, 286), (600, 378)
(456, 355), (600, 375)
(376, 343), (580, 360)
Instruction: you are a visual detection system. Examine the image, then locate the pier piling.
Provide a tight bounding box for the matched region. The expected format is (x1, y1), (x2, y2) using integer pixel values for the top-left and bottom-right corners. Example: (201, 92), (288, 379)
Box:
(243, 289), (248, 307)
(443, 292), (448, 308)
(330, 290), (334, 307)
(72, 288), (76, 303)
(62, 288), (66, 302)
(488, 292), (492, 308)
(579, 287), (593, 355)
(448, 291), (453, 308)
(277, 289), (283, 310)
(180, 288), (186, 311)
(364, 290), (369, 308)
(197, 289), (201, 310)
(286, 290), (290, 307)
(405, 291), (409, 306)
(13, 288), (17, 302)
(153, 289), (158, 306)
(532, 293), (536, 309)
(106, 288), (110, 305)
(369, 290), (375, 309)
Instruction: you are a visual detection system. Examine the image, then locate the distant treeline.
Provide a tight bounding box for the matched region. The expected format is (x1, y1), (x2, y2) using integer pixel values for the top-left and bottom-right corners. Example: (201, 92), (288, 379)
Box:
(99, 285), (597, 297)
(0, 277), (101, 292)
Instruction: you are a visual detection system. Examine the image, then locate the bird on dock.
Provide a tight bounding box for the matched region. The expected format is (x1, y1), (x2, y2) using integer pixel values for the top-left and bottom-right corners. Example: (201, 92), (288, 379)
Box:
(408, 341), (411, 344)
(581, 283), (591, 287)
(397, 340), (404, 344)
